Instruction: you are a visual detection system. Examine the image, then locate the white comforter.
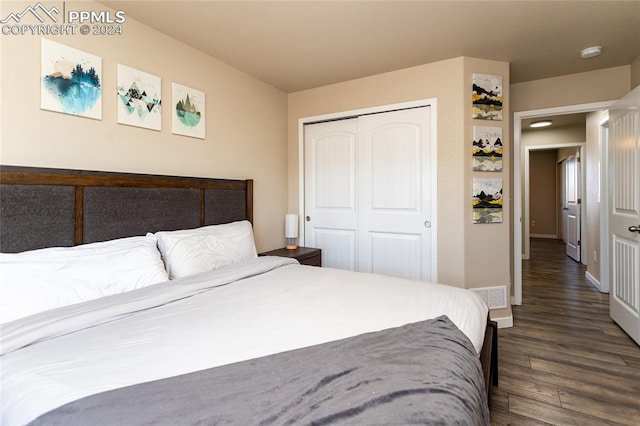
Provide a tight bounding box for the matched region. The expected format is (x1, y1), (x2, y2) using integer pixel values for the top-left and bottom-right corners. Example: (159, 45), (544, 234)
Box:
(1, 256), (488, 425)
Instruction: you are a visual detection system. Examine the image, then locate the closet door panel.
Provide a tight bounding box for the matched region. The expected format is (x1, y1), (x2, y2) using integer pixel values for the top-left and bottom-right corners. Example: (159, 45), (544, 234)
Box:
(304, 106), (433, 281)
(358, 107), (432, 281)
(304, 119), (358, 270)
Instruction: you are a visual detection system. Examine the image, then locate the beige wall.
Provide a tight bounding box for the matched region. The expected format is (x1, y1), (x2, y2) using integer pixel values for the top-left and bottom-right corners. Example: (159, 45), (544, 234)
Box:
(585, 111), (605, 282)
(0, 1), (289, 252)
(529, 150), (558, 237)
(631, 54), (640, 89)
(522, 125), (587, 148)
(288, 57), (510, 290)
(511, 66), (631, 113)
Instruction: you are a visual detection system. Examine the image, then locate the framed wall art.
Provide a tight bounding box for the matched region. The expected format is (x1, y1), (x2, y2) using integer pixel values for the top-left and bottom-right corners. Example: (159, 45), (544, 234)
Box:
(472, 177), (503, 224)
(172, 82), (205, 139)
(117, 64), (162, 131)
(472, 126), (503, 172)
(472, 73), (502, 121)
(41, 38), (102, 119)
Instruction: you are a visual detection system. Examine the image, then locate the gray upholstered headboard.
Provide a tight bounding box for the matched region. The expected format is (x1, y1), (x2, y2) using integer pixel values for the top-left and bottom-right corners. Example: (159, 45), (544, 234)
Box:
(0, 166), (253, 253)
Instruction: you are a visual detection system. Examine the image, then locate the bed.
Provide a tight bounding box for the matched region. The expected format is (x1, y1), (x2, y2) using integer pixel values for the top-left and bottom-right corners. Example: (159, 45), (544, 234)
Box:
(0, 166), (497, 426)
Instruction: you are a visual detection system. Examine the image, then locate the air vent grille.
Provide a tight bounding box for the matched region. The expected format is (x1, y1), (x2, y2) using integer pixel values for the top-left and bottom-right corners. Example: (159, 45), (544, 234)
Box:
(470, 286), (507, 309)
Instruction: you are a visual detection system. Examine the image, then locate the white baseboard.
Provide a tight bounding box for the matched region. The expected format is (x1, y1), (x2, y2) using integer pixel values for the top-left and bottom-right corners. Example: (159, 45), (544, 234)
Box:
(491, 314), (513, 328)
(530, 234), (558, 239)
(585, 271), (602, 292)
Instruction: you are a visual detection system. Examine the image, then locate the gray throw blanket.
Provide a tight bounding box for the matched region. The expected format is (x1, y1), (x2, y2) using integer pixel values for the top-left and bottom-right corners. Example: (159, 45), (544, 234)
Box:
(30, 316), (489, 425)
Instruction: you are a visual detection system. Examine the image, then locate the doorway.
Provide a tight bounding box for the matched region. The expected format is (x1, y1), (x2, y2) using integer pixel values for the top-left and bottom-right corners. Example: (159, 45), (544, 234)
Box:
(513, 101), (614, 305)
(522, 143), (585, 261)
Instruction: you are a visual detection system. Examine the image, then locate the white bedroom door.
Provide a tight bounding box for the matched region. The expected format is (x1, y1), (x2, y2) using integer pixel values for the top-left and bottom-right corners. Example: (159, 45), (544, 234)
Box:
(564, 153), (581, 262)
(304, 106), (433, 281)
(608, 86), (640, 346)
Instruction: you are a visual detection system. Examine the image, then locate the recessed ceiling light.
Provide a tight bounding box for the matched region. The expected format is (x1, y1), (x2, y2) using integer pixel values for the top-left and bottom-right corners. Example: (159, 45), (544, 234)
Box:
(530, 120), (552, 128)
(580, 46), (602, 59)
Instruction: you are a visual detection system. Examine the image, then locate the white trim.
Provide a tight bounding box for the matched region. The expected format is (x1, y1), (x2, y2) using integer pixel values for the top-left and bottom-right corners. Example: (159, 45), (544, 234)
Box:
(491, 314), (513, 329)
(298, 99), (434, 124)
(530, 234), (558, 239)
(297, 99), (439, 282)
(513, 101), (615, 306)
(598, 111), (610, 293)
(585, 270), (603, 292)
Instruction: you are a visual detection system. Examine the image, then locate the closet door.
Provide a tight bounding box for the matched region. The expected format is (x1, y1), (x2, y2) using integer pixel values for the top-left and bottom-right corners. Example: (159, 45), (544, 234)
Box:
(357, 107), (432, 280)
(304, 106), (433, 281)
(304, 118), (358, 270)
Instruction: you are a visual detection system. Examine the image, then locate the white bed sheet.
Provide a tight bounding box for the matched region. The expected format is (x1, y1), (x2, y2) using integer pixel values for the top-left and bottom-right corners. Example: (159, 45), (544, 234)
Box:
(1, 256), (488, 425)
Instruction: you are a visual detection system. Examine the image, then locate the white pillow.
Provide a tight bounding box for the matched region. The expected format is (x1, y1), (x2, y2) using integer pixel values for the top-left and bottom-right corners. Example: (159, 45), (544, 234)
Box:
(0, 235), (169, 324)
(154, 220), (257, 279)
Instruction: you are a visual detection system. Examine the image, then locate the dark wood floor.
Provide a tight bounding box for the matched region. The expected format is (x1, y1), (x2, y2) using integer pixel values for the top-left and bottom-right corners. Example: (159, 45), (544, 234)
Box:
(489, 238), (640, 425)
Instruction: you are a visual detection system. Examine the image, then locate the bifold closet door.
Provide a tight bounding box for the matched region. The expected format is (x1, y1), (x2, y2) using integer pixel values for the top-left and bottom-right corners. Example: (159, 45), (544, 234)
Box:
(304, 107), (432, 281)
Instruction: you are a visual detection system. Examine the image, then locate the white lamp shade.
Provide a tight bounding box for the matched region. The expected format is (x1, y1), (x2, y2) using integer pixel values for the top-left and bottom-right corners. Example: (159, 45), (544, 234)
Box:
(285, 214), (299, 238)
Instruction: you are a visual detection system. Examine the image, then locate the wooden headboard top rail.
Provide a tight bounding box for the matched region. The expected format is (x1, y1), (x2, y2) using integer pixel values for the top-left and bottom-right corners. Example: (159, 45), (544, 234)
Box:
(0, 166), (253, 253)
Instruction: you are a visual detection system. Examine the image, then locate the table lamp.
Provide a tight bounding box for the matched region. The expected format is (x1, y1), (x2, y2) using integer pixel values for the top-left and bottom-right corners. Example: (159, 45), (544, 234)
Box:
(285, 214), (298, 250)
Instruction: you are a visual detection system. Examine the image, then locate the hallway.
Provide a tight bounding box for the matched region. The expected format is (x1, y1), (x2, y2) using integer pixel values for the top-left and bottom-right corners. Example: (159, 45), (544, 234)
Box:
(490, 238), (640, 425)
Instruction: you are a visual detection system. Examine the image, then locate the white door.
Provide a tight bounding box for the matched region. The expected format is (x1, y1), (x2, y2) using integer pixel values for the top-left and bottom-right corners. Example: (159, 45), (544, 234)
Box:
(565, 153), (581, 262)
(304, 118), (358, 270)
(609, 86), (640, 346)
(357, 108), (432, 280)
(304, 107), (433, 280)
(558, 161), (567, 243)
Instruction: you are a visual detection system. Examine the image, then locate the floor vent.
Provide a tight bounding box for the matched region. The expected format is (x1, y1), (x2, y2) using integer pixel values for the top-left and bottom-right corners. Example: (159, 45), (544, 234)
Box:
(470, 286), (507, 309)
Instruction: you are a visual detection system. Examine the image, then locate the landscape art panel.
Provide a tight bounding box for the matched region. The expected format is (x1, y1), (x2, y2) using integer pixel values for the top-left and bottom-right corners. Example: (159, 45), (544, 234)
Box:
(41, 38), (102, 119)
(472, 126), (503, 171)
(472, 73), (502, 120)
(472, 177), (503, 223)
(117, 64), (162, 131)
(172, 82), (205, 139)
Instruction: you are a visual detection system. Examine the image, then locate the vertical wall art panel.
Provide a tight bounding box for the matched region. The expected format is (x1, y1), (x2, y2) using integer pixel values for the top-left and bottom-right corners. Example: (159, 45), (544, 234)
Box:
(472, 126), (503, 171)
(41, 38), (102, 119)
(172, 82), (206, 139)
(472, 177), (503, 223)
(472, 73), (502, 120)
(117, 64), (162, 131)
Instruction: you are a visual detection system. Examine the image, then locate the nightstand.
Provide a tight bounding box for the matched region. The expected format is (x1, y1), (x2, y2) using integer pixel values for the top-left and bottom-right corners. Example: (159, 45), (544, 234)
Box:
(259, 247), (321, 267)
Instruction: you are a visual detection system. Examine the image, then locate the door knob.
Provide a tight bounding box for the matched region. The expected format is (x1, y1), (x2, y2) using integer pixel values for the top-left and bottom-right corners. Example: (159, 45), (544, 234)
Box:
(306, 216), (311, 222)
(629, 225), (640, 233)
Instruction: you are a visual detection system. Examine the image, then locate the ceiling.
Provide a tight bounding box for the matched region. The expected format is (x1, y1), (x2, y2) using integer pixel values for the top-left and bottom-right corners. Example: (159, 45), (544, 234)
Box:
(100, 1), (640, 93)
